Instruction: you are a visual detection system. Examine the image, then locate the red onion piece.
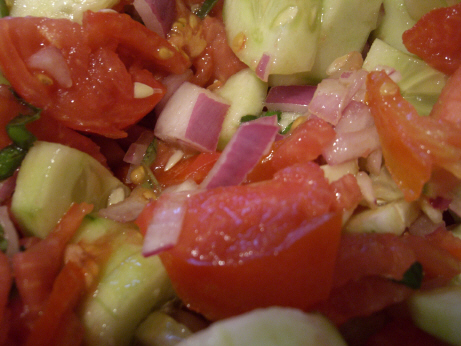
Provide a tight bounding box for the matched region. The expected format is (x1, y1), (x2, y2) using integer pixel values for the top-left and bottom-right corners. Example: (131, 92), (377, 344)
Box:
(155, 70), (193, 115)
(123, 130), (155, 165)
(308, 70), (367, 125)
(27, 46), (72, 88)
(98, 187), (151, 223)
(255, 53), (271, 82)
(142, 192), (189, 257)
(264, 85), (316, 113)
(322, 126), (381, 165)
(334, 101), (374, 133)
(133, 0), (176, 38)
(0, 206), (19, 257)
(0, 174), (16, 204)
(200, 116), (279, 189)
(154, 82), (230, 152)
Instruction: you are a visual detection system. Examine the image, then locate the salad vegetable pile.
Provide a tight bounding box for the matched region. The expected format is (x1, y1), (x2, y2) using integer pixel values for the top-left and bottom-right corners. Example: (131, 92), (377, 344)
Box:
(0, 0), (461, 345)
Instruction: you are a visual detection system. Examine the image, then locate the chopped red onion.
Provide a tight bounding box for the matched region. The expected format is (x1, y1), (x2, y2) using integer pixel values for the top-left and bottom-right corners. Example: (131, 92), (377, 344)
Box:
(0, 174), (16, 203)
(200, 115), (279, 189)
(264, 85), (316, 113)
(408, 214), (444, 237)
(26, 46), (72, 88)
(142, 191), (189, 257)
(155, 70), (193, 115)
(154, 82), (230, 152)
(0, 206), (19, 257)
(133, 0), (176, 38)
(98, 186), (152, 222)
(255, 53), (271, 82)
(308, 70), (367, 125)
(123, 130), (155, 165)
(322, 126), (381, 165)
(334, 101), (374, 133)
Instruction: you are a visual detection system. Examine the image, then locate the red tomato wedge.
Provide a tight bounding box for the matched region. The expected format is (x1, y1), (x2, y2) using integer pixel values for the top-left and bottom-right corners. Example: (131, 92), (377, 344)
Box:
(245, 117), (336, 183)
(0, 251), (12, 345)
(12, 203), (93, 317)
(402, 2), (461, 75)
(0, 11), (189, 138)
(366, 70), (461, 201)
(138, 162), (344, 320)
(430, 65), (461, 125)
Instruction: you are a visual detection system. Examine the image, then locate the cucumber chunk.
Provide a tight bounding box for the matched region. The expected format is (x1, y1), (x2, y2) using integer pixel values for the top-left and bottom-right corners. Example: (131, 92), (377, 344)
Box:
(216, 68), (268, 150)
(177, 307), (347, 346)
(9, 0), (119, 22)
(270, 0), (382, 85)
(223, 0), (322, 77)
(363, 38), (448, 115)
(11, 141), (129, 238)
(408, 286), (461, 346)
(74, 217), (175, 346)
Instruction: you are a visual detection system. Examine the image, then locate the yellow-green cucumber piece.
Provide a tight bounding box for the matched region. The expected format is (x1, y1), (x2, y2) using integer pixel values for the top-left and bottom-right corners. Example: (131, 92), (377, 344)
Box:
(11, 141), (129, 238)
(74, 216), (175, 346)
(216, 68), (268, 150)
(177, 307), (347, 346)
(344, 199), (420, 235)
(363, 38), (448, 115)
(223, 0), (322, 77)
(270, 0), (383, 85)
(134, 311), (192, 346)
(9, 0), (119, 22)
(407, 286), (461, 346)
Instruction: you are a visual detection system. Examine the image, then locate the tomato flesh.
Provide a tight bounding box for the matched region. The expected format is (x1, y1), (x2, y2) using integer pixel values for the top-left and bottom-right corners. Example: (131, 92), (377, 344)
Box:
(151, 162), (343, 320)
(402, 3), (461, 75)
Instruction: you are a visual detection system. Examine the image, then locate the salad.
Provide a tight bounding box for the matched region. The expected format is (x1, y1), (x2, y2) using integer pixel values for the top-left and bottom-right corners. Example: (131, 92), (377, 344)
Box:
(0, 0), (461, 345)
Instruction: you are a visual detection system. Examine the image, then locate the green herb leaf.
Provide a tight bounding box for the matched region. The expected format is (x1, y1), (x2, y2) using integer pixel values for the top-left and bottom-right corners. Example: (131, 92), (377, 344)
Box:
(141, 138), (158, 167)
(0, 224), (7, 253)
(395, 262), (423, 289)
(263, 110), (282, 122)
(6, 112), (40, 150)
(240, 115), (259, 123)
(0, 0), (9, 18)
(0, 144), (27, 180)
(280, 121), (293, 135)
(195, 0), (219, 19)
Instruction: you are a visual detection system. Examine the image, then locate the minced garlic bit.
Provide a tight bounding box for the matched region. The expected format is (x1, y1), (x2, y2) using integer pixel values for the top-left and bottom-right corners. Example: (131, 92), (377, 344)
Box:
(379, 81), (399, 96)
(130, 165), (147, 185)
(133, 82), (160, 99)
(164, 149), (184, 172)
(158, 46), (175, 60)
(36, 73), (54, 85)
(232, 32), (246, 52)
(107, 186), (127, 206)
(326, 51), (363, 77)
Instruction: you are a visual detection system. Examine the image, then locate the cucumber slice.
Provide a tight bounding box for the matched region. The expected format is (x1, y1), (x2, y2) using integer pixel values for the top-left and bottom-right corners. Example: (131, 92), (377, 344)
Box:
(11, 141), (129, 238)
(177, 307), (347, 346)
(270, 0), (382, 85)
(363, 38), (448, 115)
(223, 0), (322, 77)
(216, 68), (268, 150)
(9, 0), (119, 22)
(74, 218), (175, 346)
(408, 286), (461, 346)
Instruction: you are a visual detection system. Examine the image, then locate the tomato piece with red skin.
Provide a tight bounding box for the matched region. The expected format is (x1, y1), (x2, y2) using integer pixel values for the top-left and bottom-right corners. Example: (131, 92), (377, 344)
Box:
(139, 162), (345, 320)
(0, 251), (12, 345)
(366, 70), (461, 201)
(245, 117), (336, 183)
(402, 3), (461, 75)
(0, 12), (189, 138)
(431, 65), (461, 125)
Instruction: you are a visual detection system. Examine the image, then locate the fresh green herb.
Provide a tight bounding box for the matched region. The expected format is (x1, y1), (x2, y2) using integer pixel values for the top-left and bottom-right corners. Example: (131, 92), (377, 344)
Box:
(280, 121), (293, 135)
(262, 110), (282, 122)
(240, 115), (259, 123)
(141, 164), (162, 195)
(0, 91), (41, 180)
(141, 138), (158, 167)
(0, 224), (7, 253)
(195, 0), (219, 19)
(0, 0), (8, 18)
(395, 262), (423, 289)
